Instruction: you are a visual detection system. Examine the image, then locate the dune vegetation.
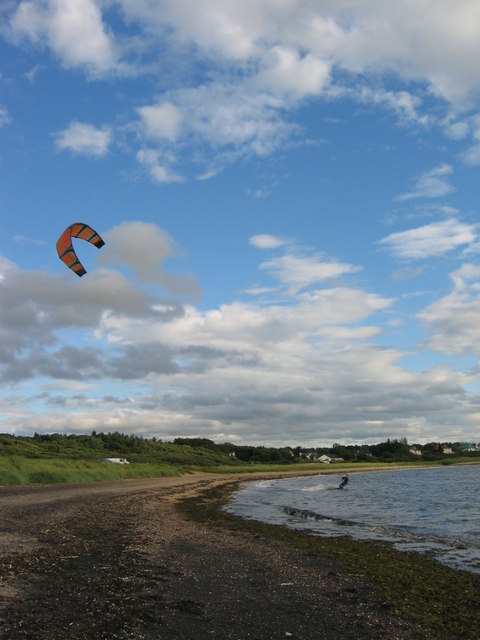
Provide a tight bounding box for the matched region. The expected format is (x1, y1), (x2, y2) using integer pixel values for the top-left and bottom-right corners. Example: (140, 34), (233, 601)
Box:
(1, 431), (478, 485)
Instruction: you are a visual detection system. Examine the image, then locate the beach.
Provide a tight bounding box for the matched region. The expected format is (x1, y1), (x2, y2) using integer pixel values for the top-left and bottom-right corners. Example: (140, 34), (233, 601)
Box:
(0, 471), (475, 639)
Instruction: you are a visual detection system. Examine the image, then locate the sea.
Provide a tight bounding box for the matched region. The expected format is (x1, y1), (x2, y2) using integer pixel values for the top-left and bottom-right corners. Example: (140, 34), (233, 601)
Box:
(224, 465), (480, 574)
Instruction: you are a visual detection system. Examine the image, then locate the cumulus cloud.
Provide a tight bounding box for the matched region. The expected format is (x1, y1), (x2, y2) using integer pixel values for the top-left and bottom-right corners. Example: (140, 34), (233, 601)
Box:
(54, 121), (112, 157)
(115, 1), (480, 103)
(137, 102), (183, 142)
(179, 83), (296, 154)
(114, 3), (480, 178)
(418, 264), (480, 356)
(133, 83), (299, 181)
(5, 3), (480, 442)
(7, 1), (480, 179)
(380, 218), (477, 260)
(3, 225), (480, 444)
(257, 46), (330, 97)
(9, 0), (119, 77)
(98, 221), (200, 295)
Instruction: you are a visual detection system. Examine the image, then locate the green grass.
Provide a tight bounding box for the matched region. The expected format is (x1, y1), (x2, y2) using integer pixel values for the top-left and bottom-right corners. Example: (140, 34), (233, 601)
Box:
(0, 456), (183, 485)
(1, 454), (474, 486)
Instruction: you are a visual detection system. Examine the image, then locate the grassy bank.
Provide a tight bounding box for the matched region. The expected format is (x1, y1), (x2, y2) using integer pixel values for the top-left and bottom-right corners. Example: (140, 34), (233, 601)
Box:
(0, 455), (454, 485)
(2, 433), (478, 486)
(0, 455), (183, 485)
(178, 481), (480, 640)
(0, 456), (368, 485)
(0, 453), (475, 485)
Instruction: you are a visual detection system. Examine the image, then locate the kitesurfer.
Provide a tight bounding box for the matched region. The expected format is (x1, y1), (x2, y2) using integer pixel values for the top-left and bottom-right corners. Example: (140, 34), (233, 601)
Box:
(339, 473), (349, 489)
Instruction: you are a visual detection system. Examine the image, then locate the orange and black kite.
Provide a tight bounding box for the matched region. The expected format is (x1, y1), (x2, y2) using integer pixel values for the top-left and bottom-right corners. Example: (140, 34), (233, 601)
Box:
(56, 222), (105, 277)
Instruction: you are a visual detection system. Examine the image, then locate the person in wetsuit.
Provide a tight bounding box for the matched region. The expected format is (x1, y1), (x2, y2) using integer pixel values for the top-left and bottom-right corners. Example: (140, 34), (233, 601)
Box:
(339, 473), (349, 489)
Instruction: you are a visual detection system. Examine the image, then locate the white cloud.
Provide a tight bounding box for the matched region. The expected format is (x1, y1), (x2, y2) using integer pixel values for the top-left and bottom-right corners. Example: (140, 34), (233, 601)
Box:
(179, 83), (295, 155)
(0, 106), (11, 127)
(247, 187), (270, 199)
(418, 264), (480, 355)
(196, 169), (219, 181)
(98, 221), (200, 294)
(13, 235), (45, 246)
(137, 102), (183, 142)
(115, 0), (480, 103)
(136, 148), (184, 184)
(8, 1), (480, 178)
(396, 164), (455, 201)
(461, 144), (480, 166)
(358, 87), (428, 126)
(54, 121), (112, 157)
(257, 46), (331, 97)
(5, 5), (480, 443)
(117, 0), (267, 61)
(135, 83), (298, 177)
(0, 256), (15, 281)
(3, 228), (480, 444)
(380, 218), (477, 260)
(100, 222), (173, 271)
(24, 64), (44, 83)
(444, 120), (469, 140)
(249, 234), (286, 250)
(9, 0), (119, 77)
(260, 254), (361, 293)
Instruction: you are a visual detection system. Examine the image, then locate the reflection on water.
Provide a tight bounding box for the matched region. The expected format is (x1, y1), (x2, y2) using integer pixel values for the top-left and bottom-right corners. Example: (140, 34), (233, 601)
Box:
(225, 465), (480, 573)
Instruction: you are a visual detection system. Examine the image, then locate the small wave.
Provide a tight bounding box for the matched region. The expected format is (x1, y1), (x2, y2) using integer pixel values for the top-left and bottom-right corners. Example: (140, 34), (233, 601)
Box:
(253, 480), (277, 489)
(301, 484), (329, 492)
(283, 506), (360, 528)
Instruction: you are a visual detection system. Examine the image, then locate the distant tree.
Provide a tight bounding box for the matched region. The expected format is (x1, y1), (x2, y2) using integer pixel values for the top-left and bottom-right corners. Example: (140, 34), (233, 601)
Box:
(331, 444), (355, 460)
(369, 438), (410, 460)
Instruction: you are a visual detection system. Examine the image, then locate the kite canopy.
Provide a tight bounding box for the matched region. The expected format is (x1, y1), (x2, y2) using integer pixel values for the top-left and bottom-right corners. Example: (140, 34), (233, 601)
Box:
(56, 222), (105, 277)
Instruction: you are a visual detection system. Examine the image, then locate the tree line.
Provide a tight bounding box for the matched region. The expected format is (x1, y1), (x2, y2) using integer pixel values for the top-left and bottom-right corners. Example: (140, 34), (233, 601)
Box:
(1, 432), (478, 465)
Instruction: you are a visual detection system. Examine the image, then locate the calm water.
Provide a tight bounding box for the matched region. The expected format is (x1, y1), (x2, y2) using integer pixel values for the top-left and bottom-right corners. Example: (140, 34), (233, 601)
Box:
(225, 465), (480, 573)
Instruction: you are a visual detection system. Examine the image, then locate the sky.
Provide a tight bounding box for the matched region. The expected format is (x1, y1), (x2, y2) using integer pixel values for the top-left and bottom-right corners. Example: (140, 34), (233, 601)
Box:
(1, 1), (480, 447)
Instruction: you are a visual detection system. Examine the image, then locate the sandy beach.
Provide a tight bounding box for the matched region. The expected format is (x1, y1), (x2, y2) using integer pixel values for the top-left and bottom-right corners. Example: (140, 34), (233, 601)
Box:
(0, 471), (462, 639)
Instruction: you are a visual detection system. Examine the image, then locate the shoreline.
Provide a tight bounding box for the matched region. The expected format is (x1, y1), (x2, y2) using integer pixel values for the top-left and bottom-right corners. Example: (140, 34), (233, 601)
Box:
(1, 469), (479, 639)
(178, 471), (480, 640)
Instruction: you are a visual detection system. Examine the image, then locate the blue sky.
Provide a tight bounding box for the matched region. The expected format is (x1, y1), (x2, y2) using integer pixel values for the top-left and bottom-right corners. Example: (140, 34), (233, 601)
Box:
(1, 1), (480, 446)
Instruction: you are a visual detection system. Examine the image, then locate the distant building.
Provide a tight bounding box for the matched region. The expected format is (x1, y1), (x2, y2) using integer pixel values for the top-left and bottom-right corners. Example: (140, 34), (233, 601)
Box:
(409, 447), (422, 456)
(102, 458), (130, 464)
